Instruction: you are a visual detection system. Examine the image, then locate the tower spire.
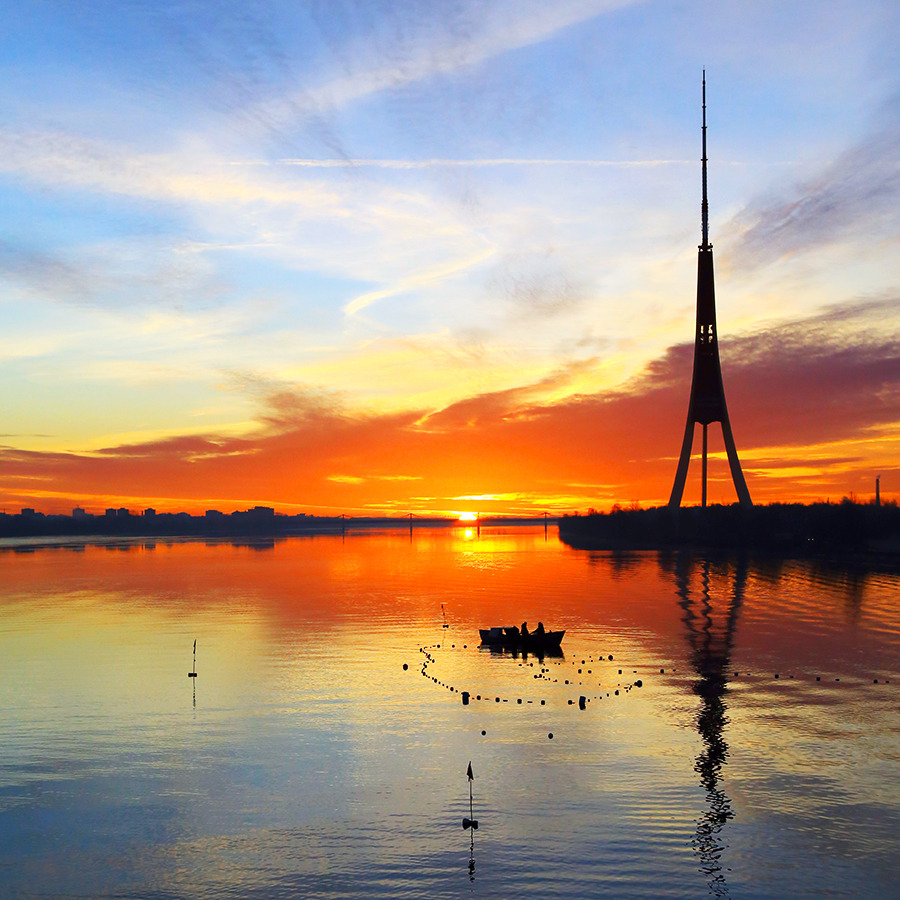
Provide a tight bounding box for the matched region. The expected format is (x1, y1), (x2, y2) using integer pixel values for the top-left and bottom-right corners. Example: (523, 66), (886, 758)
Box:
(668, 73), (752, 510)
(701, 69), (709, 249)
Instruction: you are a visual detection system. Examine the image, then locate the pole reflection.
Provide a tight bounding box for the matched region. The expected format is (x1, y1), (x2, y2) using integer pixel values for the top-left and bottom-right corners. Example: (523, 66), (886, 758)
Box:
(672, 553), (747, 898)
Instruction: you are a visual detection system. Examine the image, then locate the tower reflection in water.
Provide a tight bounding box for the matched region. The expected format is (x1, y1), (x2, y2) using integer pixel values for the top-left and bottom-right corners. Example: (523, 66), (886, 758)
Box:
(667, 553), (747, 898)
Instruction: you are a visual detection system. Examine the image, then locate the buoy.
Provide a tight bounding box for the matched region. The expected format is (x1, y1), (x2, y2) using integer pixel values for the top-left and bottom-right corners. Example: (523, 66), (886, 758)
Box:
(481, 730), (486, 735)
(462, 691), (470, 705)
(463, 761), (478, 829)
(579, 696), (586, 710)
(403, 663), (408, 670)
(548, 733), (554, 739)
(608, 655), (613, 661)
(540, 700), (545, 705)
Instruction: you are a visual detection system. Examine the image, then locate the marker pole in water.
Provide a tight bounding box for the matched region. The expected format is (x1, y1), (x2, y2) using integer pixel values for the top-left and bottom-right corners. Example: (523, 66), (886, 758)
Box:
(442, 604), (448, 629)
(188, 639), (197, 677)
(462, 761), (478, 829)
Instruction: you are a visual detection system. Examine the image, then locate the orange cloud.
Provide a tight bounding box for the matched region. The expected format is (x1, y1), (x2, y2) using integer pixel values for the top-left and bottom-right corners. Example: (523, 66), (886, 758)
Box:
(3, 300), (899, 515)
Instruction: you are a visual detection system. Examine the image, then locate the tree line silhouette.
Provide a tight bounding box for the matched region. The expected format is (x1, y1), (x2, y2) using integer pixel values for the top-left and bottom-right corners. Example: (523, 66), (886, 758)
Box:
(559, 499), (900, 555)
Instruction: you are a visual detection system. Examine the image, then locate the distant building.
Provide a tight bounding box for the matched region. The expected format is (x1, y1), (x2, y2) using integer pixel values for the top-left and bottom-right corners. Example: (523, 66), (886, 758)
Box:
(117, 508), (130, 517)
(21, 508), (36, 517)
(105, 508), (117, 517)
(250, 506), (275, 518)
(143, 508), (156, 517)
(72, 507), (88, 519)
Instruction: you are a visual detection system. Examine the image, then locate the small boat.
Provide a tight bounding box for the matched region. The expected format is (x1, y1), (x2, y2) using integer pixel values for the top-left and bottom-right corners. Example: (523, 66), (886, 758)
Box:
(479, 627), (565, 650)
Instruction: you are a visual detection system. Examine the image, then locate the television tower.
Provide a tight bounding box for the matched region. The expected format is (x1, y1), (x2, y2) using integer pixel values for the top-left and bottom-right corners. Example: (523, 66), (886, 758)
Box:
(668, 73), (752, 509)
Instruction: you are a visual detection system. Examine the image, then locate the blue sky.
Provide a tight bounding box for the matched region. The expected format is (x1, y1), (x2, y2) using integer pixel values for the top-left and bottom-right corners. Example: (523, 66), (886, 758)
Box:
(2, 0), (899, 513)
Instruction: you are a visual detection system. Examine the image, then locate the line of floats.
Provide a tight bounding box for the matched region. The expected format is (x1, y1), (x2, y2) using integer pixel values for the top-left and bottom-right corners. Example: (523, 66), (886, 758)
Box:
(407, 624), (895, 716)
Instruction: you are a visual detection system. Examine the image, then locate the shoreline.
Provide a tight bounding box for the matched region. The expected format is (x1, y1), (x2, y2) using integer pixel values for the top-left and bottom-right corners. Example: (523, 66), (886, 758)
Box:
(558, 502), (900, 561)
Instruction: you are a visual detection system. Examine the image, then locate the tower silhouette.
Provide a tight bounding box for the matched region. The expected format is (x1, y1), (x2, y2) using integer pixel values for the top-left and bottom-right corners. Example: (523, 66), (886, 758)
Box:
(669, 73), (752, 509)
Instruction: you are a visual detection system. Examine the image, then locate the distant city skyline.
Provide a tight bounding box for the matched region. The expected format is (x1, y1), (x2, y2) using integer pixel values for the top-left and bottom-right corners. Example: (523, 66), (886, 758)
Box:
(1, 1), (898, 516)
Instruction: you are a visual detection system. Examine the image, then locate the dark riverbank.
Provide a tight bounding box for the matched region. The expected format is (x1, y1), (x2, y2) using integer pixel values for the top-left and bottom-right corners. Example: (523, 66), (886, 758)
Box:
(0, 508), (553, 540)
(558, 502), (900, 557)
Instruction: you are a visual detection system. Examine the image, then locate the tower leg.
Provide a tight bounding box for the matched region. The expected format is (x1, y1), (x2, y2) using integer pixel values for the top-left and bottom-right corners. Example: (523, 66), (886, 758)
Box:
(720, 416), (752, 507)
(701, 423), (708, 508)
(668, 416), (695, 508)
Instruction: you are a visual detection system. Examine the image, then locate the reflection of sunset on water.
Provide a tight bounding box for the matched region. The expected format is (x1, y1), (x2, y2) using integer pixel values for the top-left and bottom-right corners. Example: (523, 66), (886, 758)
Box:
(2, 529), (899, 898)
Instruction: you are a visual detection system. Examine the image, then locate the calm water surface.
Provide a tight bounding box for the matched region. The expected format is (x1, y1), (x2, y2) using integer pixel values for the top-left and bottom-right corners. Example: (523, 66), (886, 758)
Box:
(1, 527), (899, 898)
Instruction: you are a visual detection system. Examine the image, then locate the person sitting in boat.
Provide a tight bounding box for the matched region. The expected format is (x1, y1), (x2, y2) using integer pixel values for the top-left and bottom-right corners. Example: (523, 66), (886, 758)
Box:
(504, 625), (519, 640)
(521, 621), (529, 638)
(534, 621), (545, 638)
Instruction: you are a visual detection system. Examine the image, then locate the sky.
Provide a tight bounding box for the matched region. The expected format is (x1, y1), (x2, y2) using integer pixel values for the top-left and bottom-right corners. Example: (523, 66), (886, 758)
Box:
(1, 0), (899, 517)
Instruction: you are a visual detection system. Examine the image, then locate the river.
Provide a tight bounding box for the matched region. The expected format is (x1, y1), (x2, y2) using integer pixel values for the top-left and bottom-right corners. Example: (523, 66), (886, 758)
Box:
(1, 526), (898, 898)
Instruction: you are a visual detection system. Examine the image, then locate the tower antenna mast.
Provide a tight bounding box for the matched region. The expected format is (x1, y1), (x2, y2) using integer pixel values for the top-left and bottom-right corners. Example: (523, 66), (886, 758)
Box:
(701, 69), (709, 249)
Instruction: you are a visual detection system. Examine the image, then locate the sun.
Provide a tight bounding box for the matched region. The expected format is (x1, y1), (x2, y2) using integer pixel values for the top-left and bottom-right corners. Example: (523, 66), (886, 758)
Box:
(457, 511), (478, 522)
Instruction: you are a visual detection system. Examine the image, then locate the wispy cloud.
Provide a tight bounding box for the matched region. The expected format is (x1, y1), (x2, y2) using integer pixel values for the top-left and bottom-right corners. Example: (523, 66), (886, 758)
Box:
(257, 0), (645, 126)
(343, 247), (494, 316)
(727, 97), (900, 269)
(0, 130), (494, 308)
(248, 158), (688, 168)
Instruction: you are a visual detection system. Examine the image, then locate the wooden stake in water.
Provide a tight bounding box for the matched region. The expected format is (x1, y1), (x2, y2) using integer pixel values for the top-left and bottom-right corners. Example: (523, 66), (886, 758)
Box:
(442, 604), (449, 629)
(188, 639), (197, 678)
(462, 761), (478, 829)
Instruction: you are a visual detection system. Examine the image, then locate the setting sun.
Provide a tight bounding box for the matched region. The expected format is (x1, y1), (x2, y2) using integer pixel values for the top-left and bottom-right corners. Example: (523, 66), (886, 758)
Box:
(457, 512), (478, 522)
